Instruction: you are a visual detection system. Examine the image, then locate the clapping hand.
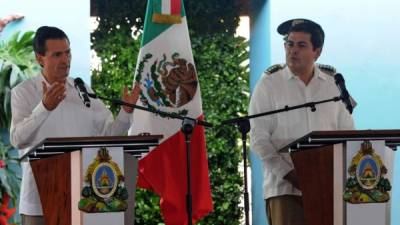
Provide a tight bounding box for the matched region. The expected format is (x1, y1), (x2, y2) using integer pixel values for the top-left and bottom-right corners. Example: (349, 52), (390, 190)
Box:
(42, 81), (66, 111)
(122, 83), (141, 113)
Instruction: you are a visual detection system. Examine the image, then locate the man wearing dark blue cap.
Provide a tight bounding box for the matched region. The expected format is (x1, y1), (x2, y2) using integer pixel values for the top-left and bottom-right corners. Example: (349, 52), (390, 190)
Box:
(249, 19), (354, 225)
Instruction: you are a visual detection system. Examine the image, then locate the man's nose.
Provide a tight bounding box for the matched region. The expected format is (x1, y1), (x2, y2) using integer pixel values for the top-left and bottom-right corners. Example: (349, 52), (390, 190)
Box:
(61, 54), (70, 63)
(290, 46), (299, 54)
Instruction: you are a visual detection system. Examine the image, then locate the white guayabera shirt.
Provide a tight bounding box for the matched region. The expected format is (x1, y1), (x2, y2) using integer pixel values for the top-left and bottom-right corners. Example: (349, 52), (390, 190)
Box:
(249, 65), (354, 199)
(10, 74), (132, 215)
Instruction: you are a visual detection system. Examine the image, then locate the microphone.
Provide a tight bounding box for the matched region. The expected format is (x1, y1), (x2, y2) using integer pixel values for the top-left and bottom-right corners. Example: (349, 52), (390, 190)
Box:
(334, 73), (356, 114)
(74, 77), (91, 108)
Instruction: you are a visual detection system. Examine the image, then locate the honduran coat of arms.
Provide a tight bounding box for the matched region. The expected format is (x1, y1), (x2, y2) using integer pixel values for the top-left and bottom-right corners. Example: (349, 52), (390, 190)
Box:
(78, 148), (128, 213)
(135, 52), (198, 116)
(343, 141), (391, 203)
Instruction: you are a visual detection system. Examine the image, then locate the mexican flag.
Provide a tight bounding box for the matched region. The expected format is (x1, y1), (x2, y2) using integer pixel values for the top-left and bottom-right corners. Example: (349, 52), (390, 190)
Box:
(129, 0), (213, 224)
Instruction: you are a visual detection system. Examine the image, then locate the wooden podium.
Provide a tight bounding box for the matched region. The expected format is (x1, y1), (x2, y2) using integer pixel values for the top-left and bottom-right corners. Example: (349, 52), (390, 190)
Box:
(20, 135), (162, 225)
(281, 130), (400, 225)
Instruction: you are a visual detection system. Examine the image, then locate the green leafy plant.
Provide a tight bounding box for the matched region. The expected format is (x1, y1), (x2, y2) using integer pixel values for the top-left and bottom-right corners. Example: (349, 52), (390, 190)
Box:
(0, 30), (39, 225)
(91, 0), (242, 40)
(193, 33), (249, 225)
(91, 31), (141, 115)
(0, 31), (39, 128)
(0, 137), (20, 203)
(0, 136), (20, 225)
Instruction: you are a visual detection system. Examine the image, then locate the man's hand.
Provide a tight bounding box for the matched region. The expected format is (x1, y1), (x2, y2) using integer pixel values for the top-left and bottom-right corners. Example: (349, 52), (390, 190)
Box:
(283, 170), (300, 190)
(42, 81), (66, 111)
(122, 84), (141, 113)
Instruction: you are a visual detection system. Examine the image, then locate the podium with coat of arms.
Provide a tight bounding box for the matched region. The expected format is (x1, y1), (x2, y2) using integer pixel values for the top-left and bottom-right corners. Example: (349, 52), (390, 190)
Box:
(20, 135), (162, 225)
(280, 130), (400, 225)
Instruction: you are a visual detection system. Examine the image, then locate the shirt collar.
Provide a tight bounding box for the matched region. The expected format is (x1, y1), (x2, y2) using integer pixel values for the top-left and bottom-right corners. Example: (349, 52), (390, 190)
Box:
(66, 77), (75, 87)
(284, 65), (329, 81)
(38, 73), (74, 87)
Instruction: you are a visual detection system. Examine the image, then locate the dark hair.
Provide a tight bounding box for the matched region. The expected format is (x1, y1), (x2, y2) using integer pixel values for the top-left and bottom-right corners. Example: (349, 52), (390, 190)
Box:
(33, 26), (69, 55)
(286, 24), (324, 49)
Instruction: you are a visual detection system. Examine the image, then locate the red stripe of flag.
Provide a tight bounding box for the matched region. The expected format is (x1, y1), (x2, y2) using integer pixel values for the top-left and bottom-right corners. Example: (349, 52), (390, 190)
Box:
(137, 115), (213, 224)
(170, 0), (181, 15)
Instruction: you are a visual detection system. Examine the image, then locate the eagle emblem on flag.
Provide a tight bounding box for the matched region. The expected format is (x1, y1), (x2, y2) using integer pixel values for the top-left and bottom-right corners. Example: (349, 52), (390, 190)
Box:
(135, 52), (198, 116)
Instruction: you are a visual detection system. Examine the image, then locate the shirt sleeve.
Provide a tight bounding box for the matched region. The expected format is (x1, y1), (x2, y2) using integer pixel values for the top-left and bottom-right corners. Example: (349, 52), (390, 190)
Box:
(92, 99), (132, 136)
(10, 86), (51, 149)
(249, 75), (293, 180)
(337, 101), (355, 130)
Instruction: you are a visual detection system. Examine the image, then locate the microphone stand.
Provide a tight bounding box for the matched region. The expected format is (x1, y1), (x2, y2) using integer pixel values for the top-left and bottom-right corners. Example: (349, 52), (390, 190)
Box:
(87, 92), (211, 225)
(220, 96), (342, 225)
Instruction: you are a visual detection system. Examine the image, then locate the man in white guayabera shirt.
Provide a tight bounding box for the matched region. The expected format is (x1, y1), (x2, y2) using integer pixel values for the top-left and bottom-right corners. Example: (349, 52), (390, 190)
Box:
(249, 19), (354, 225)
(10, 26), (141, 225)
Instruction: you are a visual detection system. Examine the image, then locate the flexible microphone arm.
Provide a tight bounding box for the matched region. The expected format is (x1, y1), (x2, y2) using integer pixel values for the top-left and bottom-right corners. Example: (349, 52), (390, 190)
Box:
(221, 96), (342, 125)
(86, 92), (213, 128)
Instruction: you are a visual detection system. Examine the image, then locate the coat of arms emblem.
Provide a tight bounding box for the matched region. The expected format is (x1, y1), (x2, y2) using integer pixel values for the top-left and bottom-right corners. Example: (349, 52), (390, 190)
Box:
(78, 148), (128, 212)
(135, 52), (198, 116)
(343, 141), (391, 203)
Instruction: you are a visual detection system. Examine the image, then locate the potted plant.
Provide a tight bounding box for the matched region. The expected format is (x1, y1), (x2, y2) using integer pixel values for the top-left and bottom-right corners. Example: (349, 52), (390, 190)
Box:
(0, 30), (39, 128)
(0, 138), (19, 225)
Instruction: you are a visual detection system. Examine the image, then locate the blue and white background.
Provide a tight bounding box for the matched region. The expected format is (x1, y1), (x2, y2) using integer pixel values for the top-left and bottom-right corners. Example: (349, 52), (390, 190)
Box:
(2, 0), (400, 224)
(0, 0), (90, 83)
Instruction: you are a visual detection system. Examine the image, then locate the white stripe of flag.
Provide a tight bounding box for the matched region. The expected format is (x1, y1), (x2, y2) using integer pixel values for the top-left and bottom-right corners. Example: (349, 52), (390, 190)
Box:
(161, 0), (171, 15)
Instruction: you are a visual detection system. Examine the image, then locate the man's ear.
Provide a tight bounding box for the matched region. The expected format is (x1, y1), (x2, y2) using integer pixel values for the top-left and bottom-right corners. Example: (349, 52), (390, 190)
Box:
(314, 47), (322, 61)
(35, 53), (44, 67)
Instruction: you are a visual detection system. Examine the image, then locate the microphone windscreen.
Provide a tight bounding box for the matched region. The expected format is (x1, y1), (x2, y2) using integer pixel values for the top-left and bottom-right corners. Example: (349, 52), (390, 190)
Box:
(74, 77), (84, 87)
(334, 73), (345, 84)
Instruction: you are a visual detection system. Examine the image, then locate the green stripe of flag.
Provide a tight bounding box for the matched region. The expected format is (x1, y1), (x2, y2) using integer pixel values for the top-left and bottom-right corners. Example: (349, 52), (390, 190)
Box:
(153, 0), (162, 14)
(141, 0), (186, 47)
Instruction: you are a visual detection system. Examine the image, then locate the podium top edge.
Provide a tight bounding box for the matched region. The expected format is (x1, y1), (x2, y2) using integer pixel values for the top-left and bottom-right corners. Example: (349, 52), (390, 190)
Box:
(279, 129), (400, 153)
(37, 135), (163, 143)
(20, 134), (163, 161)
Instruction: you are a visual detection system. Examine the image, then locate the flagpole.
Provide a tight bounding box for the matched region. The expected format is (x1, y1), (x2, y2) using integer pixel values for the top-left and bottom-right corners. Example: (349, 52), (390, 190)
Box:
(182, 118), (196, 225)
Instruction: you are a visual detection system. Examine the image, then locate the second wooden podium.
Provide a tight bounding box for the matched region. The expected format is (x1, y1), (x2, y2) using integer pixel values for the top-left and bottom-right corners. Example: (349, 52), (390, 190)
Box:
(281, 130), (399, 225)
